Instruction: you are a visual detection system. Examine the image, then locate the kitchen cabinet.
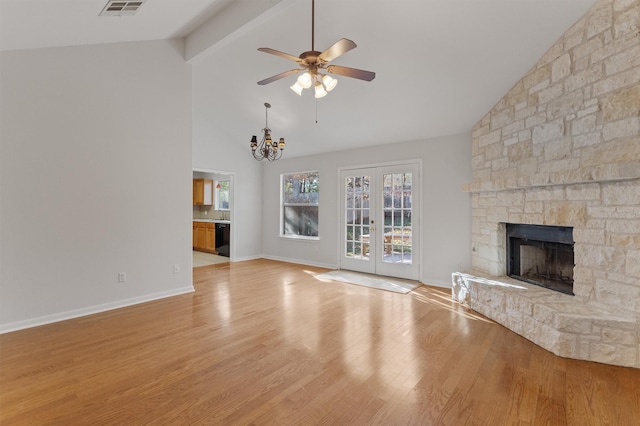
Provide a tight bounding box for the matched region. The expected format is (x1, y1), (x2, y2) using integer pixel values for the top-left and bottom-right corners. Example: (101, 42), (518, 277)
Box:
(193, 179), (213, 206)
(193, 221), (217, 253)
(194, 222), (207, 250)
(206, 223), (215, 252)
(192, 222), (197, 249)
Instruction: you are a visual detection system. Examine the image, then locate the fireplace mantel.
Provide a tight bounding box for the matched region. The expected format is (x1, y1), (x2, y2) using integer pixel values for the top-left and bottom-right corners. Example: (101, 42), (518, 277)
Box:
(461, 175), (640, 194)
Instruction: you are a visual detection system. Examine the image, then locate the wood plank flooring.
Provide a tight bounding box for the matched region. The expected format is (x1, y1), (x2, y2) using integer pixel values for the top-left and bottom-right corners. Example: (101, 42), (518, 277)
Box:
(1, 259), (638, 424)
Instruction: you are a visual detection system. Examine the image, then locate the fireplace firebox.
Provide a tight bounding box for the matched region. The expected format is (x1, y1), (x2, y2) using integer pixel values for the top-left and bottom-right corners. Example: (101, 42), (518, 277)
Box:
(506, 224), (574, 295)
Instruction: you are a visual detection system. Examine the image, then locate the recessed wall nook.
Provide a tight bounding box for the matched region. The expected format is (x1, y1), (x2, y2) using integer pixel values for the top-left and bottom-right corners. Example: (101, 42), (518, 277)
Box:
(452, 0), (640, 368)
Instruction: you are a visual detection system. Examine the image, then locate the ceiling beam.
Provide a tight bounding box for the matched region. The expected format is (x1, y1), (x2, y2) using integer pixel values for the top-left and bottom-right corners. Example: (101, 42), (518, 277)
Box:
(185, 0), (298, 64)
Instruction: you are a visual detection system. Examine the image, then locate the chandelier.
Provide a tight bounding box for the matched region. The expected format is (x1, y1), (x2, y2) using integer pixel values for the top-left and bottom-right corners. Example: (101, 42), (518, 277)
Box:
(250, 103), (285, 161)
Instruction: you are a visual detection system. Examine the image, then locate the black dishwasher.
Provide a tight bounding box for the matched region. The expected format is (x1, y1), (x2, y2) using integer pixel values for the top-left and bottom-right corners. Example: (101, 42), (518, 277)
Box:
(215, 223), (230, 257)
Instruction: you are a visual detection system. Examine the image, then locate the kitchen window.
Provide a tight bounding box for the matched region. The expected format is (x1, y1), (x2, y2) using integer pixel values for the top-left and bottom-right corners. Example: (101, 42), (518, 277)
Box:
(282, 171), (319, 238)
(215, 180), (230, 210)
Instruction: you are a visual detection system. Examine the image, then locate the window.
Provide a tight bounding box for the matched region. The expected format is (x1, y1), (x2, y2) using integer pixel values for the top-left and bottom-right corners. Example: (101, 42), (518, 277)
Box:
(215, 180), (230, 210)
(282, 171), (319, 238)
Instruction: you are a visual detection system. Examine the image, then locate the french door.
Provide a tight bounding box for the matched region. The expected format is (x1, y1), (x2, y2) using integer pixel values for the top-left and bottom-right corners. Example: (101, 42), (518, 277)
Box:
(340, 163), (420, 280)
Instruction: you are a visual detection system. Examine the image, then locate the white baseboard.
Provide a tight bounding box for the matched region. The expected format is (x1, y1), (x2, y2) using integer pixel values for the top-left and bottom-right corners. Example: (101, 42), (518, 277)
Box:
(231, 254), (263, 263)
(0, 286), (195, 334)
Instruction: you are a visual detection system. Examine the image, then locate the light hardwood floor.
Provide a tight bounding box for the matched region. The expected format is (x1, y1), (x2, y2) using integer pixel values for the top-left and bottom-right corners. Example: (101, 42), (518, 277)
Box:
(1, 259), (638, 424)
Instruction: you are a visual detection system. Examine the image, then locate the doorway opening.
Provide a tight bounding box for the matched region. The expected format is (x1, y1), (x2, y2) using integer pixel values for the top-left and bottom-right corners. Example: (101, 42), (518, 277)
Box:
(192, 169), (234, 268)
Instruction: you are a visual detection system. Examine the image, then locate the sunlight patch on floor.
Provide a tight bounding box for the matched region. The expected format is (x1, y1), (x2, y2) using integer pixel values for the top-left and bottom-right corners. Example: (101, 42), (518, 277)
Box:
(314, 270), (420, 294)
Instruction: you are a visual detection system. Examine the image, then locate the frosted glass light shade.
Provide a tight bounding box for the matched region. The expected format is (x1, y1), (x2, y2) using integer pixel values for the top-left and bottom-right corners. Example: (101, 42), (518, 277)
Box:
(322, 75), (337, 91)
(297, 72), (313, 89)
(290, 82), (303, 96)
(314, 81), (327, 98)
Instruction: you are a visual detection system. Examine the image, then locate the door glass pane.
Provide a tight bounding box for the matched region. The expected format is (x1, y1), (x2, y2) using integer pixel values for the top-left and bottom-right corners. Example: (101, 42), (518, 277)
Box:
(355, 177), (362, 192)
(345, 175), (370, 260)
(347, 194), (354, 208)
(403, 191), (412, 208)
(383, 174), (392, 189)
(393, 192), (401, 208)
(382, 173), (412, 265)
(354, 226), (362, 241)
(393, 174), (403, 190)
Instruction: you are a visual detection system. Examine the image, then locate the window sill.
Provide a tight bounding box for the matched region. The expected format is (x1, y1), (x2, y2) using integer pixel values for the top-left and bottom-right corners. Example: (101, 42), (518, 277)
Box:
(280, 235), (320, 242)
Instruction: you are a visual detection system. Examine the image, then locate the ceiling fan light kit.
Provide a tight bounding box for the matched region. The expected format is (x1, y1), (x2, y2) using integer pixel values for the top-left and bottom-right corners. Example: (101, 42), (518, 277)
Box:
(290, 70), (336, 98)
(257, 0), (375, 98)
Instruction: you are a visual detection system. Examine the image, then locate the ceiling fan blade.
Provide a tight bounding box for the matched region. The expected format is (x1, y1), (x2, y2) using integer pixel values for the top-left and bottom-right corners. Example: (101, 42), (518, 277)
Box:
(327, 65), (376, 81)
(258, 47), (303, 64)
(318, 38), (357, 62)
(257, 69), (301, 85)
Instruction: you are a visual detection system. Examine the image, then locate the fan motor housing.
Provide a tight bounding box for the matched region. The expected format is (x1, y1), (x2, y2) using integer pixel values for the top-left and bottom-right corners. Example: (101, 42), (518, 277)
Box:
(299, 51), (325, 65)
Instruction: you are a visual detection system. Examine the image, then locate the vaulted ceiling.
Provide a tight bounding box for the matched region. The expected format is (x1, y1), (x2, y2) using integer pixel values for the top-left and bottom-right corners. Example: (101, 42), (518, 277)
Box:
(0, 0), (596, 158)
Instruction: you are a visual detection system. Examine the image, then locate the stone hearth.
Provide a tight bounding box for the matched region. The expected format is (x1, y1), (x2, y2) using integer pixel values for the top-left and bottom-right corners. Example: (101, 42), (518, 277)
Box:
(455, 0), (640, 368)
(452, 272), (639, 367)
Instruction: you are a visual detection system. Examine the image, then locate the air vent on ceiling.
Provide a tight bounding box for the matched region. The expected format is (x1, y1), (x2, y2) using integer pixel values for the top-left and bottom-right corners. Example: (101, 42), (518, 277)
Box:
(99, 1), (146, 16)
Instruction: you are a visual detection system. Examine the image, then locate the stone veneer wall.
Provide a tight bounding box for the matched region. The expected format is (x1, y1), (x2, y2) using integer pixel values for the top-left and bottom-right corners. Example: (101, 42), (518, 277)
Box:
(457, 0), (640, 367)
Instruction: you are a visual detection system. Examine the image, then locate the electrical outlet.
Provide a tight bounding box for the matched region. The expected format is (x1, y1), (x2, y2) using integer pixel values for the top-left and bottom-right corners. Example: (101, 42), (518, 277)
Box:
(118, 272), (126, 283)
(174, 264), (180, 273)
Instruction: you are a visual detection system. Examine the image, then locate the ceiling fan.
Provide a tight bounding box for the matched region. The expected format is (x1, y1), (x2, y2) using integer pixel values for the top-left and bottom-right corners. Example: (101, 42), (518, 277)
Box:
(257, 0), (375, 98)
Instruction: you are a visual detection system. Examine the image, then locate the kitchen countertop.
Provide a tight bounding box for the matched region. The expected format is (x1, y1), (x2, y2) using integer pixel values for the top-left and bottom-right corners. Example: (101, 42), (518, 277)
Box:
(193, 219), (231, 224)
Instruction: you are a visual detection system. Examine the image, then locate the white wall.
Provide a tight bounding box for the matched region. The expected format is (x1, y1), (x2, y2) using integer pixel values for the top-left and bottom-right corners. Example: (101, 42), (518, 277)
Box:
(260, 134), (472, 287)
(191, 61), (263, 261)
(0, 40), (193, 332)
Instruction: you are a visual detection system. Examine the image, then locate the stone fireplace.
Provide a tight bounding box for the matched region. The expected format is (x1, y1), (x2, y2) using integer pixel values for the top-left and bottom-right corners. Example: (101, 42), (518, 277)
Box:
(452, 0), (640, 368)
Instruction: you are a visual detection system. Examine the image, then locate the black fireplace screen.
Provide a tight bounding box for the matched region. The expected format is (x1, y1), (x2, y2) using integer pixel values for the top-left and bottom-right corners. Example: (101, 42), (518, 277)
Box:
(506, 224), (574, 295)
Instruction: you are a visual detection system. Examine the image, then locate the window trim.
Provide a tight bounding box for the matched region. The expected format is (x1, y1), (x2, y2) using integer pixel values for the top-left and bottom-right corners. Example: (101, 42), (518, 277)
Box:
(280, 170), (320, 239)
